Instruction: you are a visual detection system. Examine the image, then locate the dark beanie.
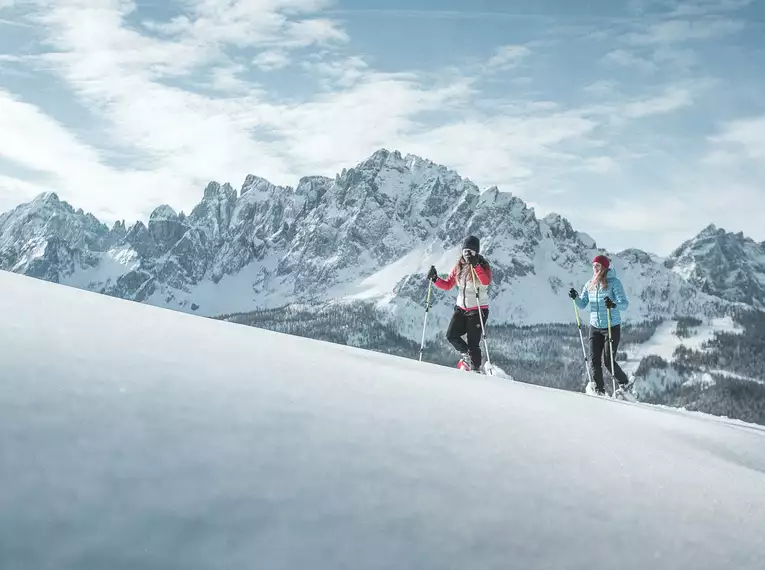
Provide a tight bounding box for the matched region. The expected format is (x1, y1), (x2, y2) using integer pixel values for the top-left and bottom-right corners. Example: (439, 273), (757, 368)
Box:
(462, 235), (480, 253)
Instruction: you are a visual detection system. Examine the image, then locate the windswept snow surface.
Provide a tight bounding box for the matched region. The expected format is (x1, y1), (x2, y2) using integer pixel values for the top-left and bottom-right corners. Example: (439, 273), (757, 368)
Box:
(1, 271), (764, 570)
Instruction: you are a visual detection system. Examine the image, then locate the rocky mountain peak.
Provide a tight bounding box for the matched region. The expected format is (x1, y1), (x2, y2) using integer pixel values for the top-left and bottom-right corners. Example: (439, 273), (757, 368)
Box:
(666, 225), (765, 309)
(203, 181), (220, 199)
(478, 187), (533, 217)
(359, 148), (400, 170)
(617, 248), (656, 265)
(190, 181), (239, 243)
(241, 175), (284, 196)
(0, 191), (112, 282)
(542, 213), (577, 241)
(699, 223), (719, 235)
(150, 205), (179, 222)
(31, 191), (61, 206)
(147, 205), (189, 255)
(124, 221), (152, 256)
(20, 191), (69, 220)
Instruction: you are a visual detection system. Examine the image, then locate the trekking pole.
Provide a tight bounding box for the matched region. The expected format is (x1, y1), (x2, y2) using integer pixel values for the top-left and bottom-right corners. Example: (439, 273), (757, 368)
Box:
(470, 267), (493, 373)
(418, 279), (433, 362)
(607, 307), (617, 397)
(572, 300), (593, 391)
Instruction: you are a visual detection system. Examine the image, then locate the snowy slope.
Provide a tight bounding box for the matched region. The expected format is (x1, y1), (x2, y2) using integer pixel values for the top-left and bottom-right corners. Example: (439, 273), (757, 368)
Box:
(1, 270), (764, 569)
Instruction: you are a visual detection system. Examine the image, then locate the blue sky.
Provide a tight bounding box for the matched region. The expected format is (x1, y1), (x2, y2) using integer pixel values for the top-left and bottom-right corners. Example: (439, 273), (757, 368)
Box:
(0, 0), (763, 255)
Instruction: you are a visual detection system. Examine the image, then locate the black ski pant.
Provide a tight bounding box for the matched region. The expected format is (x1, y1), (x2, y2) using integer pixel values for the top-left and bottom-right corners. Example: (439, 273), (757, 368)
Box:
(446, 306), (489, 370)
(589, 324), (629, 391)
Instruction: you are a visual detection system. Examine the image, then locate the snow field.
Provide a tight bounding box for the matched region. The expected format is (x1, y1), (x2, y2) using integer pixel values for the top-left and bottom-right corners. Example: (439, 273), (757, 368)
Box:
(1, 270), (764, 569)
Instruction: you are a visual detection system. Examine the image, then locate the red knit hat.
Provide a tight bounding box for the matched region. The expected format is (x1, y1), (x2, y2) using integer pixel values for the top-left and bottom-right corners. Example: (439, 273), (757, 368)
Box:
(592, 255), (610, 269)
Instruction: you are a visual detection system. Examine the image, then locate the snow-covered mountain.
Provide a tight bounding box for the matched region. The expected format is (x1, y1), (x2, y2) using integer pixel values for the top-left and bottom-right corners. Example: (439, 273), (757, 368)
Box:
(0, 149), (737, 342)
(665, 224), (765, 310)
(3, 269), (765, 569)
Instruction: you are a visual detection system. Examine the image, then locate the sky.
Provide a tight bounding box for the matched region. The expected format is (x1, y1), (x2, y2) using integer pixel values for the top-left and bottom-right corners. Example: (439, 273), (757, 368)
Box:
(0, 0), (763, 256)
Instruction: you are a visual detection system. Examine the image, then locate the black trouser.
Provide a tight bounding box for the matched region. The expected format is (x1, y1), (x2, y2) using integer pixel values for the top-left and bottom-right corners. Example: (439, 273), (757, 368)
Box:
(589, 324), (629, 390)
(446, 306), (489, 370)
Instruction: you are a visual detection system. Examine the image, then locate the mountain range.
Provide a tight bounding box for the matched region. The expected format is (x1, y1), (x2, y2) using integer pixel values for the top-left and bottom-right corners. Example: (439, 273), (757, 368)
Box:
(1, 149), (764, 422)
(2, 149), (759, 324)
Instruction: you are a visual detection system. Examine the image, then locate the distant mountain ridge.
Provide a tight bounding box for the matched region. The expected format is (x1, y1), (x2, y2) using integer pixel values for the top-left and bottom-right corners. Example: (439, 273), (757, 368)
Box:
(2, 149), (752, 340)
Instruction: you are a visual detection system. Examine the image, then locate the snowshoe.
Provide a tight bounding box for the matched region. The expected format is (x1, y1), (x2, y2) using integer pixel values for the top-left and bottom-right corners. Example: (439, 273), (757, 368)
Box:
(614, 379), (637, 402)
(586, 382), (606, 396)
(481, 363), (505, 378)
(457, 354), (471, 372)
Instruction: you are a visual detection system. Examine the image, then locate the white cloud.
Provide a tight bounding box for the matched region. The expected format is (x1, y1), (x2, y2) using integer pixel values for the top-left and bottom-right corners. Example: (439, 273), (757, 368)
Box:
(603, 49), (657, 72)
(574, 114), (765, 253)
(284, 18), (348, 47)
(597, 195), (692, 233)
(708, 115), (765, 159)
(627, 0), (750, 18)
(4, 0), (357, 217)
(401, 111), (599, 191)
(305, 55), (369, 87)
(0, 0), (16, 8)
(626, 18), (744, 45)
(209, 63), (252, 91)
(486, 45), (531, 70)
(253, 49), (291, 71)
(626, 0), (657, 15)
(583, 80), (619, 97)
(595, 179), (764, 253)
(0, 89), (106, 180)
(606, 8), (734, 77)
(0, 2), (487, 218)
(0, 89), (204, 221)
(693, 118), (765, 242)
(577, 84), (698, 128)
(0, 175), (49, 213)
(265, 73), (477, 175)
(149, 0), (346, 50)
(38, 3), (214, 79)
(652, 46), (698, 69)
(582, 156), (620, 174)
(622, 87), (692, 118)
(668, 0), (751, 17)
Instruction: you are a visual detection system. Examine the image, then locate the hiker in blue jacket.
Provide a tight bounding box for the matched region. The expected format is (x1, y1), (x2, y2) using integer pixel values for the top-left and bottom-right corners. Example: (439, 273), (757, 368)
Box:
(568, 255), (632, 396)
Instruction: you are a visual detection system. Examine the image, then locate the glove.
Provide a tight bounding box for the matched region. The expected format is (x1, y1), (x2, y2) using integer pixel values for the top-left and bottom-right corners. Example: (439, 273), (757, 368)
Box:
(427, 266), (438, 282)
(464, 251), (479, 267)
(568, 288), (578, 300)
(604, 296), (616, 309)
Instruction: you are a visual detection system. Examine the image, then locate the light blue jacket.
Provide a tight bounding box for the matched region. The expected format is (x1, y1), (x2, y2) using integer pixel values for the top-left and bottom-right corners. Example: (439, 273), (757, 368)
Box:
(574, 268), (629, 328)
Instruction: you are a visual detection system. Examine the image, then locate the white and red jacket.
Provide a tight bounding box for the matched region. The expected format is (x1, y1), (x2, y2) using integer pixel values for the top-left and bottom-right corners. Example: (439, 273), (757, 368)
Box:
(434, 257), (491, 311)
